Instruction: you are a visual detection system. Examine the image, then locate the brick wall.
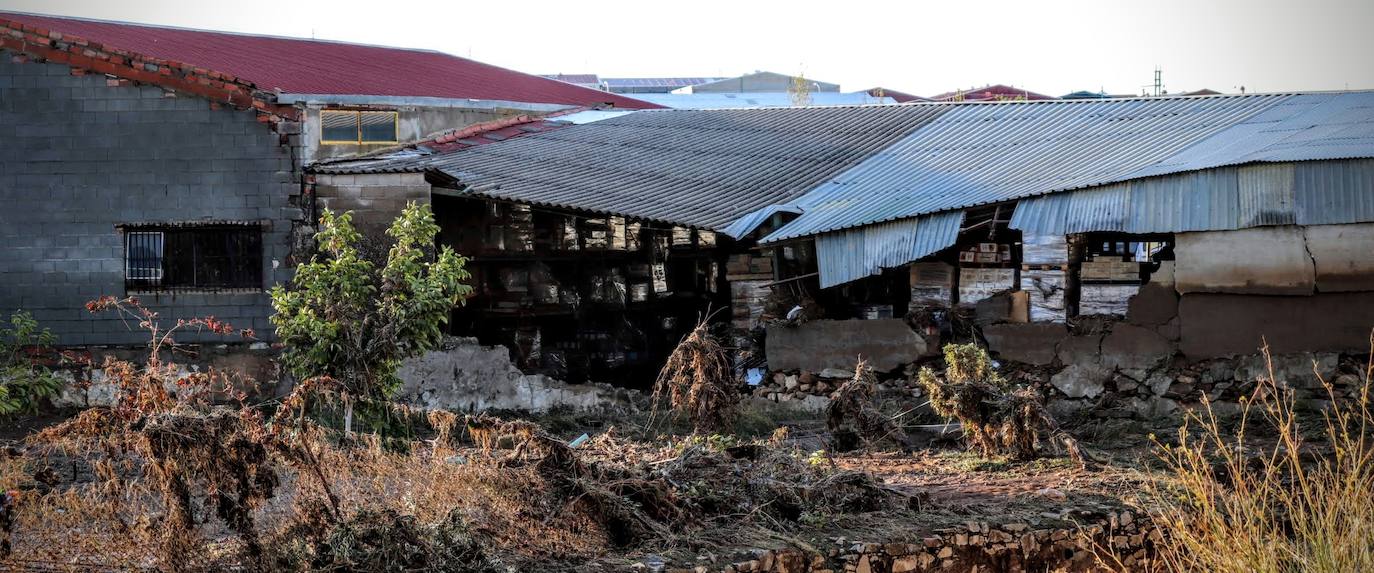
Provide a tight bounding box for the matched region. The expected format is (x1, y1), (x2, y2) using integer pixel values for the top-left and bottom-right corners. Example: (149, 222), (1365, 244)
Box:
(0, 51), (304, 345)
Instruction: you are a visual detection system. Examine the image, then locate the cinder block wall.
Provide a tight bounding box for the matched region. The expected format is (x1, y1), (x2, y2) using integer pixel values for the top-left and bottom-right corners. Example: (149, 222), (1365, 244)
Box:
(314, 172), (431, 242)
(0, 52), (304, 345)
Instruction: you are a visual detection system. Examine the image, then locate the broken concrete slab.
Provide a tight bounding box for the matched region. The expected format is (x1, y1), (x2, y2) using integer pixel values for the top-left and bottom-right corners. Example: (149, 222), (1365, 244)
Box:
(1101, 324), (1175, 372)
(1050, 363), (1112, 399)
(1125, 283), (1179, 327)
(766, 319), (929, 373)
(396, 337), (634, 413)
(1055, 334), (1103, 366)
(982, 323), (1067, 366)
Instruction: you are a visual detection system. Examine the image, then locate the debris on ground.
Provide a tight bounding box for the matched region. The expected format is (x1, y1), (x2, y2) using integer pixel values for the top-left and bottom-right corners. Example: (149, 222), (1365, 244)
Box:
(825, 358), (914, 452)
(918, 344), (1092, 468)
(652, 316), (737, 434)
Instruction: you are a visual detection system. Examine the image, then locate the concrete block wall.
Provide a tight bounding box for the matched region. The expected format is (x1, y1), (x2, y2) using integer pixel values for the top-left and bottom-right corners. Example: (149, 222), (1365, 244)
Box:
(0, 51), (304, 345)
(314, 172), (431, 236)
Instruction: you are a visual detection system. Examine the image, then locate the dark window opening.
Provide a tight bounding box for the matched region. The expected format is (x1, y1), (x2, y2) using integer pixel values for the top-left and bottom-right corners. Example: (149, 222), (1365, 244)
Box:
(124, 226), (263, 290)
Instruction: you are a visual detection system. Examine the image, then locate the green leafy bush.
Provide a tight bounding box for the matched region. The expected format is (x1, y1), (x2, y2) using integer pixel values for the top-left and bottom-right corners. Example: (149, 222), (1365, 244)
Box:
(270, 203), (472, 431)
(0, 310), (64, 416)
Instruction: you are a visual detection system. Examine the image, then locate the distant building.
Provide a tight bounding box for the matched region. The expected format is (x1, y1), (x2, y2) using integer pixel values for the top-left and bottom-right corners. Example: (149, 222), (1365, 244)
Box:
(688, 71), (840, 94)
(1061, 90), (1117, 100)
(602, 77), (723, 94)
(541, 73), (605, 90)
(929, 84), (1057, 102)
(625, 91), (895, 109)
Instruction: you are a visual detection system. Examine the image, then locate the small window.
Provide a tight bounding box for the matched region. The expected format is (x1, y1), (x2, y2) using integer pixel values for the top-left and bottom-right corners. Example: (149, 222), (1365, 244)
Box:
(124, 225), (263, 290)
(320, 110), (398, 144)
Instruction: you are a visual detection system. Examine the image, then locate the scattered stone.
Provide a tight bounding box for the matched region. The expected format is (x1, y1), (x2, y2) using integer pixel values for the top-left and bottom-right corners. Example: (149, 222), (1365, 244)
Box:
(1051, 363), (1112, 398)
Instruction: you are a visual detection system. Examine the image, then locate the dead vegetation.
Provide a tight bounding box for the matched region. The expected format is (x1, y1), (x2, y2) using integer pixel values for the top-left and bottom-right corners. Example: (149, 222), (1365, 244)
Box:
(918, 344), (1088, 467)
(652, 315), (737, 434)
(1115, 338), (1374, 573)
(826, 358), (913, 451)
(0, 299), (911, 572)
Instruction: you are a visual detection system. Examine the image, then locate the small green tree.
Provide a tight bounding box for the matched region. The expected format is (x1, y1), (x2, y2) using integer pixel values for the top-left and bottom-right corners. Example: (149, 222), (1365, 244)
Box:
(271, 203), (472, 433)
(0, 310), (64, 416)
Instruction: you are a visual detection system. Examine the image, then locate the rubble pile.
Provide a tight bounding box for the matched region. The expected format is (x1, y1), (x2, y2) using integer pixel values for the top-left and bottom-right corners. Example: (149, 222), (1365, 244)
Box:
(752, 369), (924, 408)
(657, 511), (1161, 573)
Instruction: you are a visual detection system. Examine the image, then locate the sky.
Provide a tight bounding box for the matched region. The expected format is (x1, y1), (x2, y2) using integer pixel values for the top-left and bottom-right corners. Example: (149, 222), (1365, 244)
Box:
(2, 0), (1372, 97)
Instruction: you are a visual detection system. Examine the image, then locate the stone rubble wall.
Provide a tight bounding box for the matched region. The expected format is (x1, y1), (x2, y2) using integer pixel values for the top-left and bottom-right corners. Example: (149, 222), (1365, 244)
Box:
(661, 511), (1159, 573)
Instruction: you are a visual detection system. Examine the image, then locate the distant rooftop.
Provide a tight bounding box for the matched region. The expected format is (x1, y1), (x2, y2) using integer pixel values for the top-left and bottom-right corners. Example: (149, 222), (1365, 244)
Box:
(602, 77), (724, 94)
(929, 84), (1057, 101)
(626, 91), (896, 109)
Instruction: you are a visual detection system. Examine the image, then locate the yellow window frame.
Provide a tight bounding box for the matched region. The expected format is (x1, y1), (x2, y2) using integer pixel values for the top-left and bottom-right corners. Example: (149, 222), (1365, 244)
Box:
(320, 109), (399, 145)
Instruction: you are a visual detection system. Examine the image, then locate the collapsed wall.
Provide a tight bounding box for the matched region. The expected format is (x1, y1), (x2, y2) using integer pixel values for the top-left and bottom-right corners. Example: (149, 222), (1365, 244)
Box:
(394, 337), (641, 413)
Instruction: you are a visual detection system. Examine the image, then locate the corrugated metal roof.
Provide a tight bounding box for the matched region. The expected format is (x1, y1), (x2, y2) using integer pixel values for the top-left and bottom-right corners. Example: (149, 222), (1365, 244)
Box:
(354, 105), (953, 231)
(1008, 158), (1374, 234)
(626, 92), (897, 109)
(761, 92), (1374, 244)
(815, 211), (963, 288)
(603, 77), (723, 89)
(721, 204), (803, 240)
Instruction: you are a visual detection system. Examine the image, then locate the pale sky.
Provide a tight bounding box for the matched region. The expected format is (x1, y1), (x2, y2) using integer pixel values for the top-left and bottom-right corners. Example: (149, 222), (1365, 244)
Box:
(2, 0), (1371, 97)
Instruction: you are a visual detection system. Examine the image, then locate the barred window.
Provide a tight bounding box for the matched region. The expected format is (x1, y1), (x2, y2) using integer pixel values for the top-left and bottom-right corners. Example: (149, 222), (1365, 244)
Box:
(124, 225), (263, 290)
(320, 110), (398, 144)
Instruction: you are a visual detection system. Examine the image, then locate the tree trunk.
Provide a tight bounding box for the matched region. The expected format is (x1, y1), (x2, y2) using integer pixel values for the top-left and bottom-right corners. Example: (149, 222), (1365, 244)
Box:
(344, 400), (354, 436)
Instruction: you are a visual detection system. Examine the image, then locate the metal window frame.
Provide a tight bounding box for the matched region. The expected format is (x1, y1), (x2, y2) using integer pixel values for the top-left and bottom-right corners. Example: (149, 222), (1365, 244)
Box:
(124, 230), (165, 286)
(319, 109), (400, 145)
(121, 224), (265, 293)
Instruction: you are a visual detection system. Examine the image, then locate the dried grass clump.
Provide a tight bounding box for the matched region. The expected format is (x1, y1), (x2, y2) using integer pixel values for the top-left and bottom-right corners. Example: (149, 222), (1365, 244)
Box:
(1132, 338), (1374, 573)
(919, 344), (1086, 466)
(652, 316), (737, 434)
(648, 436), (911, 523)
(826, 358), (912, 451)
(271, 508), (500, 573)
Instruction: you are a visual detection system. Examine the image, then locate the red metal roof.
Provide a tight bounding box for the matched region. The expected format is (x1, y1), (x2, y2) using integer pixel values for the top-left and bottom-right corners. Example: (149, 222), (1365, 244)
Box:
(929, 84), (1057, 102)
(0, 11), (660, 109)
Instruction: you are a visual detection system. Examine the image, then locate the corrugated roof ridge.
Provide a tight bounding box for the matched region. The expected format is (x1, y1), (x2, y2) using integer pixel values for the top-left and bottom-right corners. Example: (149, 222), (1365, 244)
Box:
(622, 91), (1333, 114)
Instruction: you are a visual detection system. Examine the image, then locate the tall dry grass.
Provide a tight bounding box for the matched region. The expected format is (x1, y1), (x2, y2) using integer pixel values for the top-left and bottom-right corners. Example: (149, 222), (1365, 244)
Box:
(1143, 336), (1374, 572)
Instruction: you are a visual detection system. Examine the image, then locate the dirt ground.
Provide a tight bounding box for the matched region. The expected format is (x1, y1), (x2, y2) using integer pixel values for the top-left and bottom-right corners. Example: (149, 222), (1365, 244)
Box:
(0, 405), (1169, 573)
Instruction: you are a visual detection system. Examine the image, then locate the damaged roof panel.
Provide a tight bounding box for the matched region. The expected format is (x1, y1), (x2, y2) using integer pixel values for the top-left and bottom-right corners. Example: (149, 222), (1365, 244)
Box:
(765, 91), (1374, 243)
(760, 94), (1298, 243)
(367, 105), (954, 231)
(815, 211), (964, 288)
